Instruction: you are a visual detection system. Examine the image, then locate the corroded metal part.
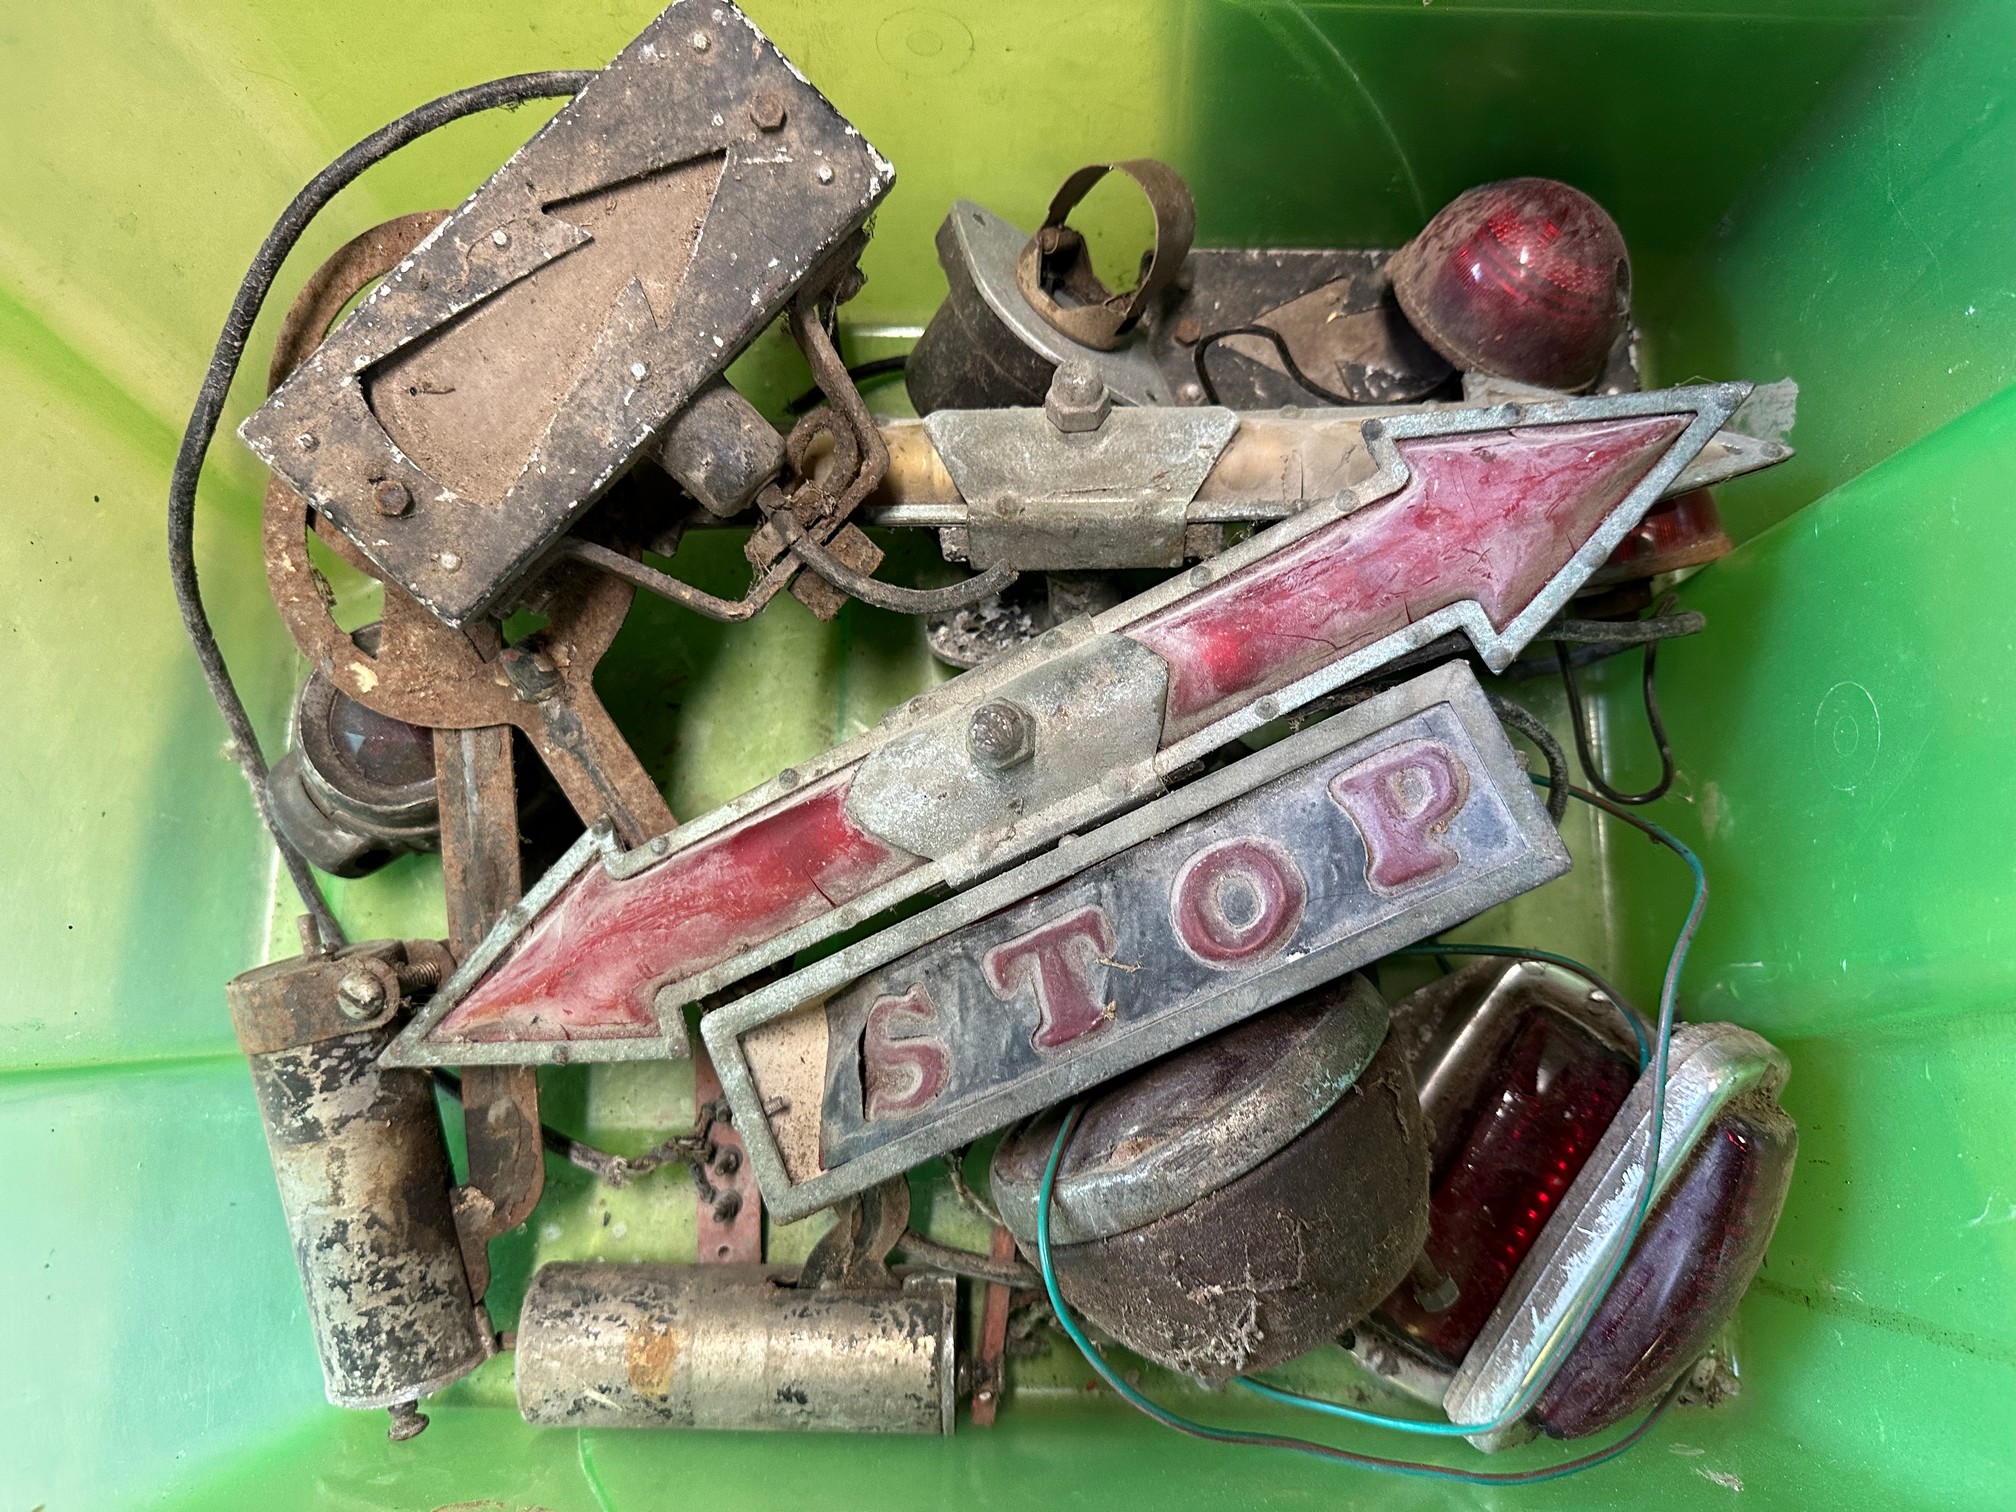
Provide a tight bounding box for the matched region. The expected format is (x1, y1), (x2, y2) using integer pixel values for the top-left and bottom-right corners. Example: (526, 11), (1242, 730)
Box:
(992, 1005), (1429, 1384)
(693, 1050), (763, 1263)
(514, 1263), (956, 1433)
(436, 726), (543, 1301)
(240, 2), (896, 627)
(239, 991), (485, 1409)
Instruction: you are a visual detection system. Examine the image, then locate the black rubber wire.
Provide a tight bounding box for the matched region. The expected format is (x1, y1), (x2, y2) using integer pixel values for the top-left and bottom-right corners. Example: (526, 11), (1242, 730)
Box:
(167, 70), (597, 950)
(786, 354), (909, 415)
(1487, 692), (1570, 825)
(1192, 323), (1358, 407)
(1554, 595), (1690, 806)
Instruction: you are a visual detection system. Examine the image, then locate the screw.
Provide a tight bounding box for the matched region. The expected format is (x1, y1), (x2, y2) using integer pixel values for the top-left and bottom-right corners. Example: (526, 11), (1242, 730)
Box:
(690, 29), (710, 50)
(490, 228), (510, 248)
(438, 551), (462, 572)
(815, 164), (835, 185)
(336, 968), (386, 1020)
(749, 91), (786, 130)
(968, 700), (1036, 770)
(372, 479), (412, 517)
(386, 1401), (429, 1442)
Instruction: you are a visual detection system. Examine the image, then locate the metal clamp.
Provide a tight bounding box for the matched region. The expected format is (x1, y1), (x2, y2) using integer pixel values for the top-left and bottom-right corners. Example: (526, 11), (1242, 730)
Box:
(1015, 160), (1196, 350)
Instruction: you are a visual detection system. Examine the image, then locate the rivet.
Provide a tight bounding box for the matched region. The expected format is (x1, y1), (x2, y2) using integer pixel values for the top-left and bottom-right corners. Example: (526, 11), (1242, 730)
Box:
(777, 768), (801, 790)
(295, 432), (318, 452)
(690, 30), (710, 51)
(439, 551), (463, 572)
(1254, 697), (1280, 721)
(629, 361), (649, 381)
(1188, 565), (1212, 588)
(815, 164), (835, 185)
(490, 228), (510, 248)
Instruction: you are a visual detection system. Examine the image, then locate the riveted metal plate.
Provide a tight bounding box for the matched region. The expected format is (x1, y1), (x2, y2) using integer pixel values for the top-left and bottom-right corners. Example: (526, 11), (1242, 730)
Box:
(844, 633), (1169, 867)
(703, 661), (1569, 1223)
(239, 1), (894, 626)
(923, 406), (1239, 570)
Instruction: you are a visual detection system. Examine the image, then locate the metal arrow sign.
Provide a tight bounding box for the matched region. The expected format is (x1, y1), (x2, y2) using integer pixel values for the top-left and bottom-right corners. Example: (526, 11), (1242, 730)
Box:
(239, 1), (895, 628)
(699, 662), (1569, 1223)
(381, 382), (1745, 1070)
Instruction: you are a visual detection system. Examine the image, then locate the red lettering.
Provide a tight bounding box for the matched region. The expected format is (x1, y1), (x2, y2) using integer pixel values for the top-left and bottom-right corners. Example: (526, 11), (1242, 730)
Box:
(982, 906), (1117, 1051)
(1328, 738), (1470, 893)
(1169, 836), (1306, 967)
(862, 985), (952, 1121)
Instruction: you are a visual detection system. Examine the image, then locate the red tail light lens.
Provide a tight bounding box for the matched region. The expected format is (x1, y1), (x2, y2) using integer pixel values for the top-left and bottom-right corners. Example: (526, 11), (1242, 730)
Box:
(1590, 487), (1733, 588)
(1533, 1099), (1797, 1439)
(1378, 1007), (1637, 1364)
(327, 691), (436, 789)
(1389, 178), (1631, 393)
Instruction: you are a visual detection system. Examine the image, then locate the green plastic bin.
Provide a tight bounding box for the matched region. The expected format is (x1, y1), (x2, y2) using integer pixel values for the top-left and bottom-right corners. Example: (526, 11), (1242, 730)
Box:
(5, 1), (2014, 1506)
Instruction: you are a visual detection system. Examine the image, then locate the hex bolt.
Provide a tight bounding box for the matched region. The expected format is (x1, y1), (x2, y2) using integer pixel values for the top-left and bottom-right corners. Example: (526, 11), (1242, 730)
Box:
(372, 479), (412, 517)
(1045, 361), (1111, 434)
(336, 968), (387, 1021)
(386, 1401), (429, 1442)
(749, 91), (787, 130)
(968, 700), (1037, 770)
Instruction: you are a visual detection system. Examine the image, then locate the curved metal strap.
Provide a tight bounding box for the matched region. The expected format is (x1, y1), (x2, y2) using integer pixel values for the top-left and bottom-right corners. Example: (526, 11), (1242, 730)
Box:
(1014, 159), (1195, 351)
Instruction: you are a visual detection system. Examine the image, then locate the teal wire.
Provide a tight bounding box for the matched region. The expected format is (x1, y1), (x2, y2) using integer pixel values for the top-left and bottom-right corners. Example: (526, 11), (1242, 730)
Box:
(1037, 1104), (1685, 1482)
(1237, 785), (1708, 1437)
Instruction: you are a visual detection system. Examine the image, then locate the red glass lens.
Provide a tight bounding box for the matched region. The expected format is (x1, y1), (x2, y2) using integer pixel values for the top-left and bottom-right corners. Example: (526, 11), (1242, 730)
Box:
(1533, 1100), (1797, 1439)
(1589, 487), (1734, 588)
(1377, 1008), (1637, 1365)
(1390, 178), (1631, 392)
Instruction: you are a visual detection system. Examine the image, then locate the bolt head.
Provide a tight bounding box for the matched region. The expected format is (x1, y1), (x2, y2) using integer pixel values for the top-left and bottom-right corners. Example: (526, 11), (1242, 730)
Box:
(490, 228), (510, 248)
(749, 91), (787, 130)
(815, 163), (835, 185)
(336, 968), (386, 1019)
(1173, 316), (1203, 346)
(1045, 361), (1112, 433)
(438, 551), (462, 572)
(372, 479), (412, 517)
(968, 700), (1037, 770)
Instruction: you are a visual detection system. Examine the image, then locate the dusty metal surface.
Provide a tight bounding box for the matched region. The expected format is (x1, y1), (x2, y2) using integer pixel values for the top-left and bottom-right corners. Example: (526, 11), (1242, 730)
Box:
(864, 398), (1787, 533)
(693, 1051), (763, 1264)
(435, 726), (543, 1302)
(845, 632), (1169, 865)
(796, 1176), (908, 1290)
(1012, 160), (1194, 352)
(514, 1263), (956, 1433)
(240, 988), (485, 1409)
(994, 1022), (1429, 1383)
(652, 375), (785, 517)
(907, 201), (1175, 411)
(987, 977), (1388, 1245)
(969, 1225), (1018, 1427)
(1443, 1022), (1791, 1448)
(227, 939), (443, 1056)
(240, 2), (896, 627)
(389, 390), (1727, 1069)
(1155, 248), (1451, 407)
(705, 662), (1566, 1222)
(924, 404), (1238, 571)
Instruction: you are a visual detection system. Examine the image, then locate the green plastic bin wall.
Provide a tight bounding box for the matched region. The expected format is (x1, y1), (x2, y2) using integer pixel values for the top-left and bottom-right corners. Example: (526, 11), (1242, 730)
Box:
(5, 1), (2013, 1507)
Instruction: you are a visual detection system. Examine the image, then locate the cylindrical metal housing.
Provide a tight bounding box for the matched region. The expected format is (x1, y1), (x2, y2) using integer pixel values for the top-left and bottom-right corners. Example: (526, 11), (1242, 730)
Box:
(247, 1024), (488, 1408)
(654, 376), (787, 517)
(515, 1263), (957, 1434)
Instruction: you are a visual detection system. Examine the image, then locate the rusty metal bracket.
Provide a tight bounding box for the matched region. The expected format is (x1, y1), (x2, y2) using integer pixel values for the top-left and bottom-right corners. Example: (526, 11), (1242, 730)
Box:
(259, 211), (675, 847)
(228, 939), (451, 1057)
(1014, 160), (1195, 351)
(239, 2), (896, 628)
(796, 1176), (910, 1290)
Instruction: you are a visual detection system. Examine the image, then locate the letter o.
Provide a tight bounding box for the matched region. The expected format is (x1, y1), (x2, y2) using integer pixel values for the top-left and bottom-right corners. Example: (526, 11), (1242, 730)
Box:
(1168, 835), (1307, 968)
